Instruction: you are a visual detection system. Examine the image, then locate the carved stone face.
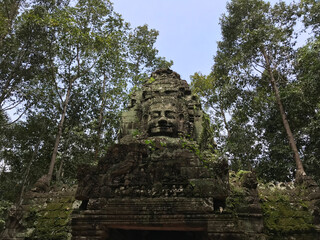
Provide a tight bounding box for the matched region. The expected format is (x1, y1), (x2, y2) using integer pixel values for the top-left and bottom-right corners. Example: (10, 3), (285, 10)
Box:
(120, 69), (202, 141)
(147, 102), (179, 137)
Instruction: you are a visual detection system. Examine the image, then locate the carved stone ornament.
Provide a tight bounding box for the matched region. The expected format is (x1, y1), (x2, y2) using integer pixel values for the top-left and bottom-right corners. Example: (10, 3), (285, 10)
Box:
(120, 68), (208, 145)
(71, 69), (264, 240)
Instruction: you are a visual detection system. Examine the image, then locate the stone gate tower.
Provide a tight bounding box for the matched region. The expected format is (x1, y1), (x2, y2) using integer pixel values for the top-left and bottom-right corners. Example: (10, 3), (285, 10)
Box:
(71, 69), (263, 240)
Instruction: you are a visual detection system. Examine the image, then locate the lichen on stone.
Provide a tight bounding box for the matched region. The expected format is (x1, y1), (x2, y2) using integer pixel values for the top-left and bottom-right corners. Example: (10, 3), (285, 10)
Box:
(259, 181), (316, 236)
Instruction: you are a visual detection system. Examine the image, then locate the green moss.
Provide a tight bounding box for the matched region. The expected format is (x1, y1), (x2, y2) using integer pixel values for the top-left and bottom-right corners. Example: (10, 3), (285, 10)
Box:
(226, 171), (247, 213)
(131, 129), (141, 137)
(226, 192), (246, 213)
(262, 201), (314, 233)
(179, 136), (221, 170)
(0, 200), (12, 231)
(259, 186), (315, 235)
(236, 170), (252, 178)
(229, 171), (317, 237)
(147, 77), (156, 83)
(199, 113), (216, 151)
(28, 196), (74, 240)
(145, 139), (156, 151)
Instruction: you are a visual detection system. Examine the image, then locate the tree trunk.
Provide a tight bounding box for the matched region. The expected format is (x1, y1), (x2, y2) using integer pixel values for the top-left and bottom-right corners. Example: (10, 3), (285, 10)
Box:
(47, 83), (72, 184)
(209, 100), (230, 138)
(261, 47), (306, 179)
(19, 141), (40, 205)
(218, 100), (230, 138)
(94, 74), (107, 161)
(56, 157), (64, 182)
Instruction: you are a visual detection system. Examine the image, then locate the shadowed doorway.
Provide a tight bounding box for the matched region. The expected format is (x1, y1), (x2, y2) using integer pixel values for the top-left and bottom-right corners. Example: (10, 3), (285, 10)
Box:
(108, 229), (207, 240)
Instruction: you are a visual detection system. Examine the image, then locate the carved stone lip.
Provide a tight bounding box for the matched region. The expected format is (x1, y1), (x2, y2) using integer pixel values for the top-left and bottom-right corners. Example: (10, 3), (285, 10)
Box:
(149, 125), (177, 137)
(150, 123), (175, 132)
(151, 127), (174, 132)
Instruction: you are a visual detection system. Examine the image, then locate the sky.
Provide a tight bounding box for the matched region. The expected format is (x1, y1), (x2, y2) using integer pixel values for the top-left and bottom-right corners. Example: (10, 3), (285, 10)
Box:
(113, 0), (293, 82)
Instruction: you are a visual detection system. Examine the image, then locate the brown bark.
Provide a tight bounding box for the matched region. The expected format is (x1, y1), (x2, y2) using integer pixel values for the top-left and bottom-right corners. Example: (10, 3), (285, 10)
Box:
(261, 47), (306, 179)
(218, 101), (230, 138)
(56, 157), (64, 182)
(94, 74), (108, 161)
(47, 83), (72, 184)
(209, 100), (230, 138)
(46, 57), (97, 184)
(18, 141), (40, 205)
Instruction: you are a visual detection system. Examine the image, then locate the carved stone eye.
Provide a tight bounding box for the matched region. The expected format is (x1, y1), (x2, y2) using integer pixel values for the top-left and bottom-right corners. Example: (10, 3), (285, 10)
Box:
(165, 111), (175, 119)
(151, 111), (160, 118)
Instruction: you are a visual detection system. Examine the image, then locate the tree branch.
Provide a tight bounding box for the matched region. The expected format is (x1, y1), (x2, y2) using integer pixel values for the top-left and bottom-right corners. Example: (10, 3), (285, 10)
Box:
(5, 104), (29, 125)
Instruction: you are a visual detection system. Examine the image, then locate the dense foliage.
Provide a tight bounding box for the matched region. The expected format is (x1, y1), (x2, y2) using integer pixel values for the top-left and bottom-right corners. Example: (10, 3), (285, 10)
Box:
(0, 0), (172, 203)
(1, 0), (319, 213)
(191, 0), (320, 183)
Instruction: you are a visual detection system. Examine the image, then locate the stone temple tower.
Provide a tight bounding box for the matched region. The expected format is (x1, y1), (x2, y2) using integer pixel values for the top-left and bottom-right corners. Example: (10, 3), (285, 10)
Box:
(71, 69), (263, 240)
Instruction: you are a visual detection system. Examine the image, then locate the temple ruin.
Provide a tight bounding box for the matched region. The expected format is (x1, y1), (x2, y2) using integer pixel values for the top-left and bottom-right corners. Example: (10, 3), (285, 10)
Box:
(71, 69), (264, 239)
(2, 69), (320, 240)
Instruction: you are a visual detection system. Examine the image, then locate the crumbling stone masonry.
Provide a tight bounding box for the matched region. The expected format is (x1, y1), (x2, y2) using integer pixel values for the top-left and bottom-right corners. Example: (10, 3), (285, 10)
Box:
(2, 69), (320, 240)
(71, 69), (265, 240)
(1, 185), (78, 240)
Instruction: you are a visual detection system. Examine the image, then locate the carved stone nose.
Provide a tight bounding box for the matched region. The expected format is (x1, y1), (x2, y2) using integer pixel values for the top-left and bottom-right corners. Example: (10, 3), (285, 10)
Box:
(158, 119), (167, 126)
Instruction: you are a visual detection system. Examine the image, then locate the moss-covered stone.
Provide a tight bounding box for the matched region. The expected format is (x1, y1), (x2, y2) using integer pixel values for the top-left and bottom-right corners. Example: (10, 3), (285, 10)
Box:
(28, 196), (74, 240)
(259, 182), (316, 236)
(226, 170), (320, 239)
(226, 170), (259, 214)
(1, 185), (77, 240)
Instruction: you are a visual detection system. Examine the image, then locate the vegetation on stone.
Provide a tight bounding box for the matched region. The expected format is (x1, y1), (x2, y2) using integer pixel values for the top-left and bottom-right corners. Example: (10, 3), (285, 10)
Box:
(1, 185), (78, 240)
(0, 0), (172, 202)
(0, 0), (320, 239)
(191, 0), (320, 184)
(259, 182), (316, 236)
(227, 170), (320, 239)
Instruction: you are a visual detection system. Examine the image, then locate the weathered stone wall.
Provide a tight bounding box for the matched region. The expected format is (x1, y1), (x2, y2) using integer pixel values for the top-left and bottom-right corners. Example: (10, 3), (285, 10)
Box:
(228, 171), (320, 240)
(76, 142), (228, 201)
(1, 173), (320, 240)
(2, 68), (319, 240)
(1, 184), (79, 240)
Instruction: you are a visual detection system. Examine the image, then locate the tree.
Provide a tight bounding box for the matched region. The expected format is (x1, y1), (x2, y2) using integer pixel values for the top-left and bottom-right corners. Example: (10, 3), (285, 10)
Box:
(191, 72), (230, 140)
(127, 24), (173, 86)
(213, 0), (307, 179)
(289, 0), (320, 182)
(24, 0), (135, 184)
(191, 71), (267, 171)
(0, 0), (173, 188)
(0, 0), (34, 121)
(0, 113), (55, 202)
(0, 0), (22, 45)
(300, 0), (320, 35)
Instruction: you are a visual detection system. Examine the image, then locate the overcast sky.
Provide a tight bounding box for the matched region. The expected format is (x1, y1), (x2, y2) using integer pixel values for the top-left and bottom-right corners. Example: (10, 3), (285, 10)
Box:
(113, 0), (294, 82)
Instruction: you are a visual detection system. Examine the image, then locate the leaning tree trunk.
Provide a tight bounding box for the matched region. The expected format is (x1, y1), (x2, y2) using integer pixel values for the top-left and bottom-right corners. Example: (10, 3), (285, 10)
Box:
(94, 74), (108, 161)
(261, 47), (306, 179)
(47, 82), (72, 184)
(56, 156), (64, 182)
(216, 96), (230, 139)
(18, 141), (40, 205)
